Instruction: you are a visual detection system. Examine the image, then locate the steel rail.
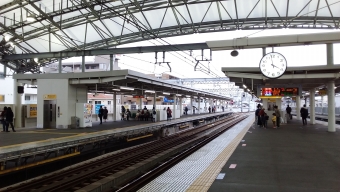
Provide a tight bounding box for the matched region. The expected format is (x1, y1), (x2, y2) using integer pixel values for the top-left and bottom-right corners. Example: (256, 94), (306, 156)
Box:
(1, 114), (240, 192)
(116, 115), (249, 192)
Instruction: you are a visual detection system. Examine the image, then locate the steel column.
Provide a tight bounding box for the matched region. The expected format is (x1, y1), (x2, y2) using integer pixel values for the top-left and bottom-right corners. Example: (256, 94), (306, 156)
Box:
(327, 43), (334, 66)
(327, 81), (336, 132)
(309, 89), (315, 124)
(113, 92), (116, 121)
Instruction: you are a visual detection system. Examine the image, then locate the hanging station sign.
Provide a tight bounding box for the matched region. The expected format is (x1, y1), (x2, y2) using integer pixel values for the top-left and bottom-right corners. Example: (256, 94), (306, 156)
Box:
(261, 87), (299, 97)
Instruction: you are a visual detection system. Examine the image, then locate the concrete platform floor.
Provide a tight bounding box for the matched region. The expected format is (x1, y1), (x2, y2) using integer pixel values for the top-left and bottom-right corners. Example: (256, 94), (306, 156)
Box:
(208, 120), (340, 192)
(0, 112), (223, 147)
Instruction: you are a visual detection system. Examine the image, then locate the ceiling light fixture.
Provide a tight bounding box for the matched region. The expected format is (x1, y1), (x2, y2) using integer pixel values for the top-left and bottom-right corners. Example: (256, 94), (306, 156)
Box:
(145, 90), (155, 93)
(112, 89), (120, 91)
(4, 35), (10, 41)
(176, 94), (182, 96)
(120, 86), (134, 91)
(27, 15), (36, 22)
(163, 92), (170, 95)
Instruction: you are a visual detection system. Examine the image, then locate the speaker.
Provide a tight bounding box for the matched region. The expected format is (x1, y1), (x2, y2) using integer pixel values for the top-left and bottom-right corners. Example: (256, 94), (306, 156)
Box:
(17, 86), (24, 94)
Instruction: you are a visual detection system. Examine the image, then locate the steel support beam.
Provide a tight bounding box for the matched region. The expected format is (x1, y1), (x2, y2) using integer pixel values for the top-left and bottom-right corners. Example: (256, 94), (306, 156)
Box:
(4, 43), (209, 60)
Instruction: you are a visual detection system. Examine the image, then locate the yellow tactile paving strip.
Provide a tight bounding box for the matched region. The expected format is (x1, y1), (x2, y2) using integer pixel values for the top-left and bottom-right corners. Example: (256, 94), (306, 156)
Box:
(186, 120), (252, 192)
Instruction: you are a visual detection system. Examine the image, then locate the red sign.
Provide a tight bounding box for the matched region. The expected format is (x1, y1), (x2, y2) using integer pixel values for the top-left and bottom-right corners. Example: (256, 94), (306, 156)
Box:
(133, 95), (144, 98)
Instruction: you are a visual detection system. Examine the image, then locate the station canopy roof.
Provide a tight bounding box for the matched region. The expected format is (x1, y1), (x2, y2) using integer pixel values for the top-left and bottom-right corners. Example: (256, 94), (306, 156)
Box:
(13, 69), (232, 100)
(1, 0), (340, 73)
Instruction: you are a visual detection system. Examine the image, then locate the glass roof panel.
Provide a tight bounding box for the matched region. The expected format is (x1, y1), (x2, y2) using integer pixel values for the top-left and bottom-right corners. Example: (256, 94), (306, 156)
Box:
(288, 0), (315, 17)
(219, 1), (237, 21)
(317, 0), (340, 17)
(173, 5), (192, 25)
(200, 3), (222, 23)
(142, 9), (167, 30)
(187, 3), (207, 23)
(62, 26), (86, 45)
(101, 18), (125, 37)
(26, 37), (50, 52)
(160, 7), (179, 28)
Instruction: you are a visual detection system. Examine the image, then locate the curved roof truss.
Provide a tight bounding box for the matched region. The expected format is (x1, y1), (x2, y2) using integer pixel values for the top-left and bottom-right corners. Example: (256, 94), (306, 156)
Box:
(1, 0), (340, 73)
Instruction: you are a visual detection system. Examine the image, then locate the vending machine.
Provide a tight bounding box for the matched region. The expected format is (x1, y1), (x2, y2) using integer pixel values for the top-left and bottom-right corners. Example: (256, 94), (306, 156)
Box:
(76, 103), (92, 128)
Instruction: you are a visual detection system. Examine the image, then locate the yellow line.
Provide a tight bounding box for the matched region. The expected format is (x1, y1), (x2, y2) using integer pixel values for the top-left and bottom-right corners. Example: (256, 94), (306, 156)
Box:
(0, 152), (80, 175)
(126, 134), (153, 142)
(16, 131), (79, 135)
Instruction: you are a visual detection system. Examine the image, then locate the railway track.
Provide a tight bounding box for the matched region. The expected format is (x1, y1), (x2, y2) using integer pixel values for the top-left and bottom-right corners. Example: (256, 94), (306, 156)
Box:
(1, 113), (249, 192)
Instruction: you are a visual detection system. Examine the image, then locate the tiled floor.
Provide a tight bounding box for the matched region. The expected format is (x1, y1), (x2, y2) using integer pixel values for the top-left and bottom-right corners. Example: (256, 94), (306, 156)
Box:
(138, 115), (254, 192)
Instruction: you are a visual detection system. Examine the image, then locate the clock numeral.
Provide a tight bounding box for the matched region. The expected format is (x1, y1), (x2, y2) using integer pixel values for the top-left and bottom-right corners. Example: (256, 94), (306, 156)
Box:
(262, 64), (265, 67)
(267, 72), (270, 75)
(263, 61), (266, 63)
(281, 64), (284, 66)
(272, 73), (275, 76)
(280, 68), (283, 71)
(277, 72), (280, 75)
(280, 59), (283, 62)
(263, 69), (266, 72)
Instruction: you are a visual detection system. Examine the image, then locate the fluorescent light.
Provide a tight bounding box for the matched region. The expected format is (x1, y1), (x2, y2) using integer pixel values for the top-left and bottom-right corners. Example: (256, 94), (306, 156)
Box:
(186, 95), (191, 97)
(4, 35), (10, 41)
(27, 15), (36, 22)
(193, 96), (198, 98)
(176, 94), (182, 96)
(34, 58), (38, 63)
(112, 89), (120, 91)
(145, 90), (155, 93)
(163, 92), (170, 95)
(120, 86), (134, 91)
(247, 89), (250, 92)
(243, 84), (247, 88)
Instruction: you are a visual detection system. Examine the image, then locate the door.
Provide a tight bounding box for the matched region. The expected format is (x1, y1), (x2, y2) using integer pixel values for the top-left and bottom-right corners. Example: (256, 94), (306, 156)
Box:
(43, 100), (56, 128)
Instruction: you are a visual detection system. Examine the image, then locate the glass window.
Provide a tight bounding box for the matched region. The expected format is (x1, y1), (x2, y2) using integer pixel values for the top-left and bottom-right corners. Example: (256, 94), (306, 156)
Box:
(89, 101), (92, 103)
(95, 101), (101, 104)
(108, 101), (111, 105)
(25, 96), (30, 100)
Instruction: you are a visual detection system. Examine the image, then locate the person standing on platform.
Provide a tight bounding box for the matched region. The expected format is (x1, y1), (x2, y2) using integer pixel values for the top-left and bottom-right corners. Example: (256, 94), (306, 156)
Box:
(121, 106), (126, 120)
(103, 107), (108, 122)
(184, 106), (188, 115)
(272, 113), (277, 129)
(152, 107), (156, 122)
(208, 106), (211, 113)
(166, 107), (172, 121)
(274, 106), (281, 128)
(193, 106), (196, 114)
(222, 106), (224, 112)
(125, 109), (131, 121)
(255, 106), (261, 125)
(0, 107), (7, 132)
(5, 107), (15, 132)
(98, 106), (104, 124)
(286, 105), (292, 120)
(257, 107), (264, 127)
(300, 105), (308, 126)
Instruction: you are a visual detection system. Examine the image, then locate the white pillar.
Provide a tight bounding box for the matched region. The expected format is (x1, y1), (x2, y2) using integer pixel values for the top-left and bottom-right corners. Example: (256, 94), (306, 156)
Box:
(172, 95), (176, 119)
(190, 97), (193, 115)
(113, 92), (117, 121)
(205, 99), (207, 112)
(139, 98), (142, 110)
(58, 55), (62, 73)
(296, 96), (301, 119)
(321, 96), (324, 115)
(327, 81), (336, 132)
(198, 97), (201, 114)
(14, 80), (22, 128)
(327, 43), (334, 66)
(82, 55), (85, 72)
(309, 89), (315, 124)
(179, 97), (182, 116)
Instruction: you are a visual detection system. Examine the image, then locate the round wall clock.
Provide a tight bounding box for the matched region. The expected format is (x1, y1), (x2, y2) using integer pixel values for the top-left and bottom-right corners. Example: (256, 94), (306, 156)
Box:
(259, 52), (287, 79)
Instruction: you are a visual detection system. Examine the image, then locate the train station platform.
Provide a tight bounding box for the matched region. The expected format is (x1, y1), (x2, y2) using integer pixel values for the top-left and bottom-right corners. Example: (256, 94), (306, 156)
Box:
(140, 116), (340, 192)
(0, 111), (231, 166)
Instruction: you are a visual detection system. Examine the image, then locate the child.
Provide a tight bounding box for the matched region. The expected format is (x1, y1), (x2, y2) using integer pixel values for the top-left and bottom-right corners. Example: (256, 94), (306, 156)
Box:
(264, 113), (269, 128)
(272, 113), (277, 128)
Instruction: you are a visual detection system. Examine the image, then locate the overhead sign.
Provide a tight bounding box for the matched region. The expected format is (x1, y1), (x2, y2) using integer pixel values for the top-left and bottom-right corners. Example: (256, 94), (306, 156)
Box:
(44, 94), (57, 100)
(133, 95), (144, 98)
(29, 104), (37, 117)
(0, 95), (4, 102)
(163, 97), (174, 103)
(319, 89), (327, 96)
(261, 88), (299, 97)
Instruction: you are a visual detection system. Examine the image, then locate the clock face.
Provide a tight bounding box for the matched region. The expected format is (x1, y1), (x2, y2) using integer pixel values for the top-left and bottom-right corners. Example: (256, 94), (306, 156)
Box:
(259, 52), (287, 79)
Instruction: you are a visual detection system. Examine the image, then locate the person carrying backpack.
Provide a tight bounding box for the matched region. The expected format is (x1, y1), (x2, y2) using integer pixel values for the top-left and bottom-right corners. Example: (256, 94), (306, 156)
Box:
(300, 105), (308, 126)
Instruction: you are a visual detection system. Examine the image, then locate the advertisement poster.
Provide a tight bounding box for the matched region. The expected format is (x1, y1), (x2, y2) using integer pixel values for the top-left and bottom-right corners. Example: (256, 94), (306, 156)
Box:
(84, 103), (92, 123)
(29, 104), (37, 117)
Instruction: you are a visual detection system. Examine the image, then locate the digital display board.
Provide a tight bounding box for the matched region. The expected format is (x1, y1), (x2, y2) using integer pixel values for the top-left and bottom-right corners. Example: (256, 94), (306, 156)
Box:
(261, 88), (299, 97)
